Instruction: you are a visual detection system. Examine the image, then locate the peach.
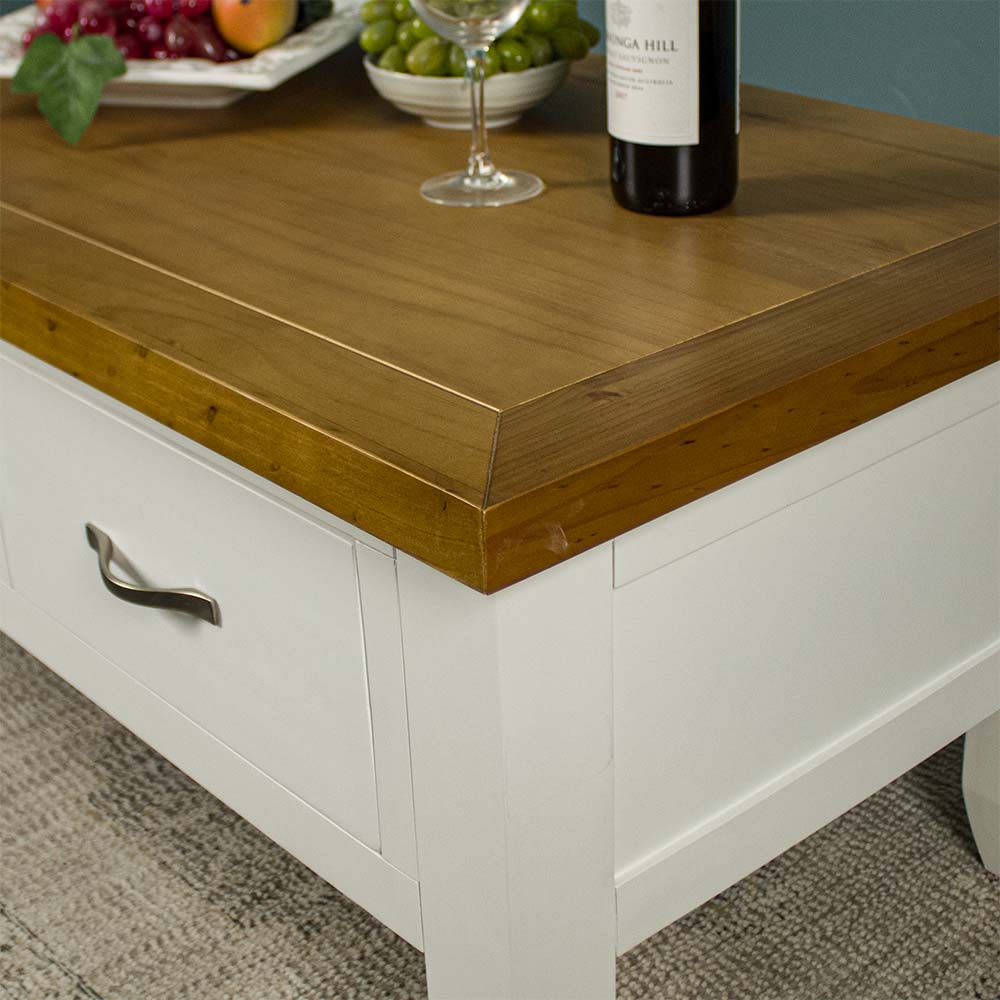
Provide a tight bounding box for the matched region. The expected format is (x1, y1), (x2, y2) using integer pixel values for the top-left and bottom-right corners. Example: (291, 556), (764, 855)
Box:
(211, 0), (297, 55)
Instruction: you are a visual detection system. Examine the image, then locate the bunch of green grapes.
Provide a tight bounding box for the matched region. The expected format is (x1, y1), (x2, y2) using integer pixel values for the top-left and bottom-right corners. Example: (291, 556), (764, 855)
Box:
(358, 0), (599, 76)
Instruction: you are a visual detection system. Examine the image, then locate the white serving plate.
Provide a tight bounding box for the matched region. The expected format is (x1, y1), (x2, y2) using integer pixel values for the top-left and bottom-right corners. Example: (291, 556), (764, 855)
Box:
(364, 55), (571, 129)
(0, 2), (360, 107)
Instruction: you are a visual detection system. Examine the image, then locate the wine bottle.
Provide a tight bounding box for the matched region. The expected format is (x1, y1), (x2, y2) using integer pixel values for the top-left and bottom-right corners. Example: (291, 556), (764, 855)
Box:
(607, 0), (739, 216)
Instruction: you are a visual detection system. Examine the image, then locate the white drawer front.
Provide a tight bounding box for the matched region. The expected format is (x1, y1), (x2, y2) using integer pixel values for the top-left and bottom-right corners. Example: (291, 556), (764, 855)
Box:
(613, 400), (1000, 877)
(1, 358), (380, 851)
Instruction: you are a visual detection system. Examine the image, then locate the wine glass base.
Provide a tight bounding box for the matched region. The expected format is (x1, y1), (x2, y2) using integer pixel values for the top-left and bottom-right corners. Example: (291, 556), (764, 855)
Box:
(420, 169), (544, 207)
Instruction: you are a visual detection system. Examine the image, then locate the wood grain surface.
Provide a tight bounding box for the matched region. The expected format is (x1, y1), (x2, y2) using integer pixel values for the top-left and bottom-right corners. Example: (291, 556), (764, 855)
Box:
(2, 54), (997, 591)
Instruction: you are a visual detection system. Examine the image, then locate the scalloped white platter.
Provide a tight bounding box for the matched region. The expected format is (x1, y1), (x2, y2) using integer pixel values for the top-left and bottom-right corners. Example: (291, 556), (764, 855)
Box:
(0, 2), (361, 108)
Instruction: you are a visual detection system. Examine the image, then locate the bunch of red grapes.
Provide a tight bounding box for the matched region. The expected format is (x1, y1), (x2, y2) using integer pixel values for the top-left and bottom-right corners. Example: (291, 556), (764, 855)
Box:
(23, 0), (242, 62)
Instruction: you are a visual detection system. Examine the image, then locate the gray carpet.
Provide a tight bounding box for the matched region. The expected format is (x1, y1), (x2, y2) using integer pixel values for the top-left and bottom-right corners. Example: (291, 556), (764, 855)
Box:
(1, 632), (997, 1000)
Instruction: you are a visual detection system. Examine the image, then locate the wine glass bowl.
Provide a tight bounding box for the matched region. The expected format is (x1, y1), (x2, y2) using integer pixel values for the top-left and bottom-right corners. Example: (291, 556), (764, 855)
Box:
(409, 0), (544, 206)
(411, 0), (528, 49)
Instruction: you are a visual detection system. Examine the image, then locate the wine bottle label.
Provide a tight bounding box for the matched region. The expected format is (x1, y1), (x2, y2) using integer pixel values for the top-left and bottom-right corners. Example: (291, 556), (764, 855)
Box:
(606, 0), (700, 146)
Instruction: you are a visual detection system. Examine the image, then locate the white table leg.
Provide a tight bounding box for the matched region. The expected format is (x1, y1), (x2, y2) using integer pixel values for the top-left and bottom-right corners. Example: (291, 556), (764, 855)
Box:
(963, 710), (1000, 875)
(397, 545), (616, 1000)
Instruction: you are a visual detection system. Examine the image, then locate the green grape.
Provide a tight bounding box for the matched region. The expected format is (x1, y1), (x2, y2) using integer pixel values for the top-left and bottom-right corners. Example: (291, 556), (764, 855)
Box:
(360, 0), (392, 23)
(410, 17), (436, 40)
(554, 0), (580, 27)
(482, 45), (501, 77)
(524, 1), (559, 34)
(522, 31), (552, 67)
(504, 11), (528, 36)
(550, 25), (588, 59)
(378, 42), (407, 71)
(360, 18), (397, 53)
(391, 0), (412, 19)
(497, 37), (531, 72)
(394, 20), (419, 50)
(448, 42), (466, 77)
(578, 18), (599, 47)
(405, 36), (450, 75)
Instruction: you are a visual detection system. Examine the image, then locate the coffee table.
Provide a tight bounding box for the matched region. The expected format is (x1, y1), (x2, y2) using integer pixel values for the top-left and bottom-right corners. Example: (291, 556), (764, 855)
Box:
(2, 54), (997, 999)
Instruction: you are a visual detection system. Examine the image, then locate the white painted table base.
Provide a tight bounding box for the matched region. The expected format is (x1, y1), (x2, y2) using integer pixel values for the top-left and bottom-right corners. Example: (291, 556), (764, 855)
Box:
(1, 345), (997, 1000)
(398, 546), (615, 999)
(964, 711), (1000, 875)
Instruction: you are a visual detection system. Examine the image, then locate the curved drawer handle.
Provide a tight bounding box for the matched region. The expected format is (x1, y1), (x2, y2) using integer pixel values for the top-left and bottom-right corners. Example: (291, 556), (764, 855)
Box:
(85, 523), (221, 626)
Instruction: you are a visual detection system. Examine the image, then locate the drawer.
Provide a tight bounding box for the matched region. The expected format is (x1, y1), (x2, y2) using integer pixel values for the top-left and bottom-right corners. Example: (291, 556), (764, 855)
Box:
(0, 357), (381, 851)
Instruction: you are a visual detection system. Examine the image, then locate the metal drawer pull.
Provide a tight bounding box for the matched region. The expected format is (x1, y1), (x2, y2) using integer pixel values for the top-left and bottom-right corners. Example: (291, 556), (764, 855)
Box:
(85, 523), (221, 626)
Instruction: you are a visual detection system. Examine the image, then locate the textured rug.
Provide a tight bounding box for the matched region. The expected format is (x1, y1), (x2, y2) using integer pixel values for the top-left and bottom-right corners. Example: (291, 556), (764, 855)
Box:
(1, 632), (997, 1000)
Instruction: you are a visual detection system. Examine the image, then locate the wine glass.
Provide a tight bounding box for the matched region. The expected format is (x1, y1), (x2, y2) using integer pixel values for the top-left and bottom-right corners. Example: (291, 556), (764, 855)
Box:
(409, 0), (543, 207)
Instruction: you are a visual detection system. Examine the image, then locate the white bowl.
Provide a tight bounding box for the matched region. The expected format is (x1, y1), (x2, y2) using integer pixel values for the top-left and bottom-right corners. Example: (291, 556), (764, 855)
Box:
(364, 55), (571, 129)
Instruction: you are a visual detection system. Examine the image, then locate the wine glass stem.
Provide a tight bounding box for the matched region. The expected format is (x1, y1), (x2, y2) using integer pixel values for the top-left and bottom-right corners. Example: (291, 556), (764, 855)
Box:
(464, 48), (496, 183)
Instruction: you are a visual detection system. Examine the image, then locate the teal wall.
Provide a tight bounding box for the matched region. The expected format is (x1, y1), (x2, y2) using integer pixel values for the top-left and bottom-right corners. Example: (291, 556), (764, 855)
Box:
(740, 0), (998, 134)
(583, 0), (999, 134)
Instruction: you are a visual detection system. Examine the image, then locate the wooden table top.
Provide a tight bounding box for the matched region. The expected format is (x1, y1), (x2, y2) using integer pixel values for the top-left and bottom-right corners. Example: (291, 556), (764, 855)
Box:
(2, 53), (997, 592)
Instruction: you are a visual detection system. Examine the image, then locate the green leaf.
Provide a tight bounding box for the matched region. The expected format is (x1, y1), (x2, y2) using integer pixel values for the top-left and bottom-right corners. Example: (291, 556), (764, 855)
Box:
(11, 32), (65, 91)
(12, 33), (126, 145)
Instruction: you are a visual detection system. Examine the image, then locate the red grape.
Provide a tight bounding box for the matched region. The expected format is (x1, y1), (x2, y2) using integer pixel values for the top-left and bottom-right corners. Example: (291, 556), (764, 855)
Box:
(135, 14), (162, 43)
(116, 32), (145, 56)
(116, 10), (140, 32)
(177, 0), (209, 15)
(148, 41), (171, 56)
(164, 13), (193, 53)
(187, 16), (226, 59)
(79, 0), (116, 34)
(145, 0), (174, 20)
(43, 0), (79, 33)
